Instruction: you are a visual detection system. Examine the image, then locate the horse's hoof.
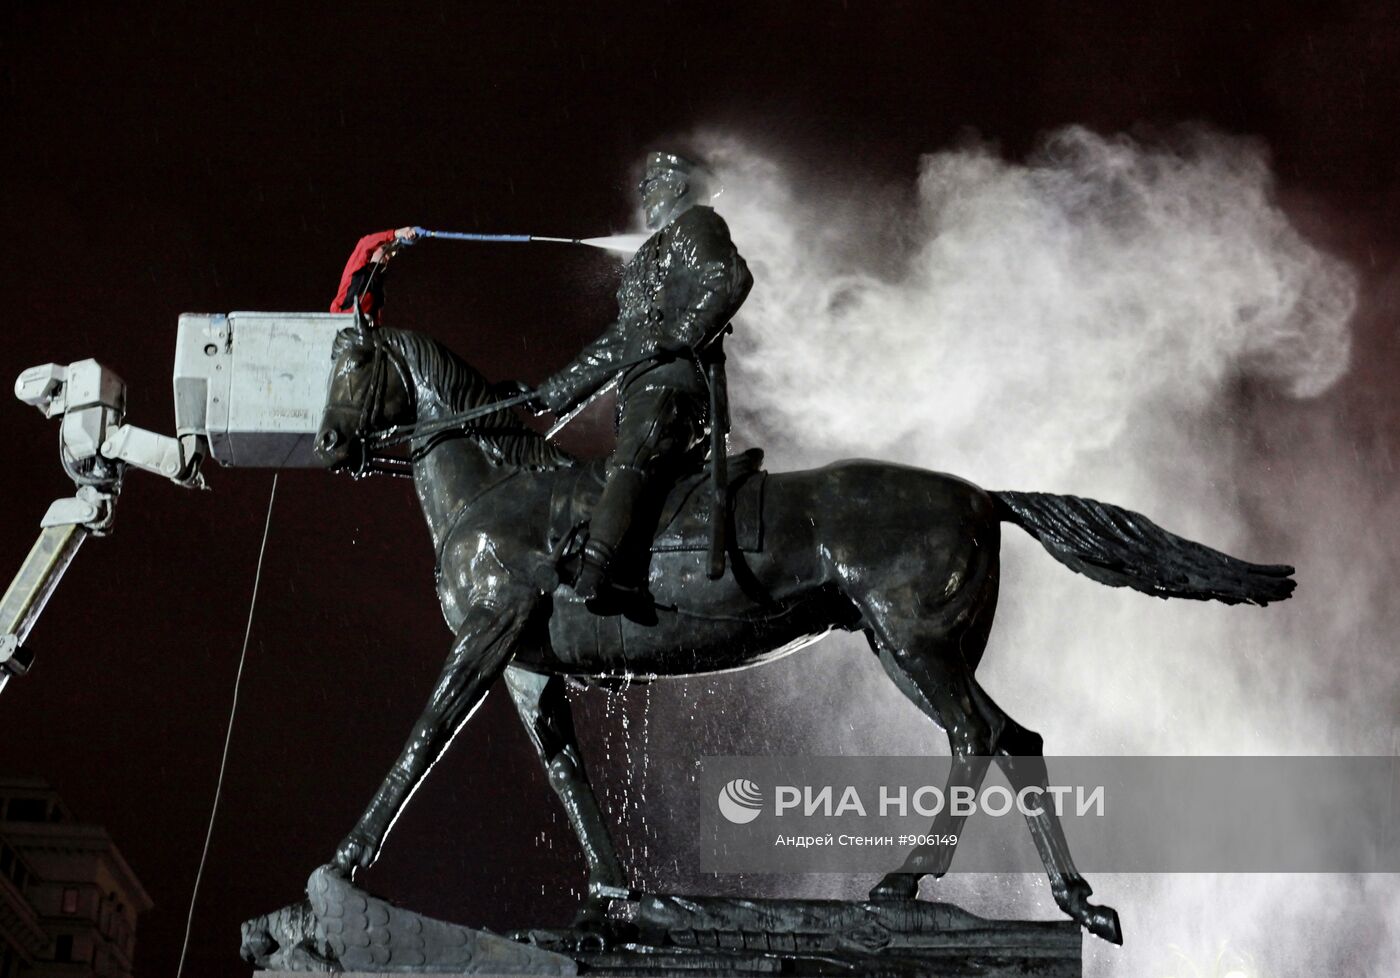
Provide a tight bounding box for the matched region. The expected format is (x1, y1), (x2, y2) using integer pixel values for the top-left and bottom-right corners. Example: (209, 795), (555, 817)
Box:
(326, 847), (356, 878)
(567, 924), (609, 953)
(868, 872), (920, 901)
(1053, 878), (1123, 945)
(331, 835), (375, 878)
(1086, 905), (1123, 945)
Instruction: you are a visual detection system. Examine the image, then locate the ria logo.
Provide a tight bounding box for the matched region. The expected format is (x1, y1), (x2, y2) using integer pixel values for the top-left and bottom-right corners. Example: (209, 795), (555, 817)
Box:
(717, 778), (764, 824)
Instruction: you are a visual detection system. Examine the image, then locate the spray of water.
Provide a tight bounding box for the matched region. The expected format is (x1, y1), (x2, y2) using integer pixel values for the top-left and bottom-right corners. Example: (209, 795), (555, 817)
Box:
(610, 125), (1399, 976)
(412, 227), (646, 254)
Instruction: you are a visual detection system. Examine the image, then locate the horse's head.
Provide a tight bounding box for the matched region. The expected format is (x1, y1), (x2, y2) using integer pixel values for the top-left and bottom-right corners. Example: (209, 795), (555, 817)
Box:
(315, 326), (415, 475)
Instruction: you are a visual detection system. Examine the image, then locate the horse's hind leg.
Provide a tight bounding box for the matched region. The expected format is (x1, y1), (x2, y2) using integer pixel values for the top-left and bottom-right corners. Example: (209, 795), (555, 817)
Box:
(504, 666), (627, 923)
(985, 694), (1122, 944)
(866, 637), (998, 896)
(872, 634), (1122, 944)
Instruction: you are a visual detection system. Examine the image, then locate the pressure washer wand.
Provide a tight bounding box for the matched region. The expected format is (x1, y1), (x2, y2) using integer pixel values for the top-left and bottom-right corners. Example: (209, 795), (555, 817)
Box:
(410, 228), (645, 255)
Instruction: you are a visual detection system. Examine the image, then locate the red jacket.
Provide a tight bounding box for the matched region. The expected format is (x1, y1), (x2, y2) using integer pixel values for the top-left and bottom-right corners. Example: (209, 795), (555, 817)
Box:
(330, 229), (399, 318)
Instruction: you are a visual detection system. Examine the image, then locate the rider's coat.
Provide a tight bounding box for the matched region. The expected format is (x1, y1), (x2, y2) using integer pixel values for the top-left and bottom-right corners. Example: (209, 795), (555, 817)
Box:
(537, 205), (752, 414)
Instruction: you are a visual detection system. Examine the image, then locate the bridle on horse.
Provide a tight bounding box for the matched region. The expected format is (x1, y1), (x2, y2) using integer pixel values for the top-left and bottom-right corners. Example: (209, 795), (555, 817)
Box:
(332, 326), (542, 479)
(322, 327), (417, 479)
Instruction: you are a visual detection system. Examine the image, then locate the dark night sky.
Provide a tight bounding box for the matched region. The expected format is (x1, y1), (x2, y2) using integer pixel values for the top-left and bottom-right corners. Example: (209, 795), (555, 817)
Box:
(3, 3), (1399, 977)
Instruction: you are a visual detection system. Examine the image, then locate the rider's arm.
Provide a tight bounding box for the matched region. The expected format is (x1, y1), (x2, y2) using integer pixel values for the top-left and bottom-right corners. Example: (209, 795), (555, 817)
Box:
(661, 207), (753, 353)
(535, 319), (627, 414)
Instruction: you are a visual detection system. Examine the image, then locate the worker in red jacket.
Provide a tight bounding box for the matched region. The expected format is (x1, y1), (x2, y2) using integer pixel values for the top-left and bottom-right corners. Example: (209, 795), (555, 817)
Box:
(330, 226), (418, 322)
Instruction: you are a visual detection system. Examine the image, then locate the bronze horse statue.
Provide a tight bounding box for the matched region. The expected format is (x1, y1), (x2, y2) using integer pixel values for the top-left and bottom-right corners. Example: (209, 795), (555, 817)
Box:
(313, 323), (1295, 945)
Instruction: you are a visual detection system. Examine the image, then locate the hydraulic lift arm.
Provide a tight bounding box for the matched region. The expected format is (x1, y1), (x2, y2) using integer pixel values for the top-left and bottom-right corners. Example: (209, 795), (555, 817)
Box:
(2, 312), (346, 693)
(0, 360), (207, 691)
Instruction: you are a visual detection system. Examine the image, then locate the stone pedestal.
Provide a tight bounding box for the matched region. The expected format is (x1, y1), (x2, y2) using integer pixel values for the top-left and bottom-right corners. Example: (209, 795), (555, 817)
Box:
(244, 868), (1081, 976)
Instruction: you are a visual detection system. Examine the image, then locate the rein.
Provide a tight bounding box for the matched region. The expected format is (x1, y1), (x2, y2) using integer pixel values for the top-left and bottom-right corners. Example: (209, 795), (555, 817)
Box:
(367, 390), (538, 449)
(368, 344), (683, 450)
(344, 330), (543, 478)
(342, 325), (711, 474)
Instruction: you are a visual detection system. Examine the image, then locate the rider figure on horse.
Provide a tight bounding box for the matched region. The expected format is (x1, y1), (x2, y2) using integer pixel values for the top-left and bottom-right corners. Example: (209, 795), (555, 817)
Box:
(533, 151), (753, 600)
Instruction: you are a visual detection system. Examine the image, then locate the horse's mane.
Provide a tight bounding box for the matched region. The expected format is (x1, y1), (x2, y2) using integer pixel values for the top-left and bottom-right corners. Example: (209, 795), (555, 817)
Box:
(379, 328), (575, 471)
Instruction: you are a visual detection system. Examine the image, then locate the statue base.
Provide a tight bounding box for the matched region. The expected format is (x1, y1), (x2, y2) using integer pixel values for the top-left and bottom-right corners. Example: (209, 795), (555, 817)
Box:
(243, 867), (1081, 976)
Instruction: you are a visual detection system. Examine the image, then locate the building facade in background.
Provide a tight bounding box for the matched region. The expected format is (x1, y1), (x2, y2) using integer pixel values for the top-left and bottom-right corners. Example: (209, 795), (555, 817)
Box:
(0, 779), (150, 978)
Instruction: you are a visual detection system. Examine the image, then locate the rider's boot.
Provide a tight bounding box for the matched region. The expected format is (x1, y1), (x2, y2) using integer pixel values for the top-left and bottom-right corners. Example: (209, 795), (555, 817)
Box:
(573, 467), (646, 603)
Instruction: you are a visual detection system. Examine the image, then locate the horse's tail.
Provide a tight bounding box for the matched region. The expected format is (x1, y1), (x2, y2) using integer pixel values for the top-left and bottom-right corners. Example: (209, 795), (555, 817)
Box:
(992, 490), (1295, 606)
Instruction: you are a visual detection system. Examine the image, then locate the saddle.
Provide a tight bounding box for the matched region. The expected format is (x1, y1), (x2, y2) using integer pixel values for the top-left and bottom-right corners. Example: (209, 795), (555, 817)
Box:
(548, 447), (767, 566)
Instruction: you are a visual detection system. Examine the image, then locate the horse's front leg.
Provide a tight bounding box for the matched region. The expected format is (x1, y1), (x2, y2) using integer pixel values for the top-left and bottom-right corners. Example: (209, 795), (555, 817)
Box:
(331, 594), (535, 877)
(504, 666), (627, 927)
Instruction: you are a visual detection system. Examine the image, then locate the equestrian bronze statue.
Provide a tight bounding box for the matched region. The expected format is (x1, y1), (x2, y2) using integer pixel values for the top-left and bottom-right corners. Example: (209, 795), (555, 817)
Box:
(312, 315), (1295, 946)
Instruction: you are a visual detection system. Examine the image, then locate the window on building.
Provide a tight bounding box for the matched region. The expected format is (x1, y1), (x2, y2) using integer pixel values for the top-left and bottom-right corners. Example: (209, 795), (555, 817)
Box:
(0, 845), (25, 890)
(0, 841), (33, 892)
(5, 798), (48, 822)
(62, 887), (79, 914)
(53, 935), (72, 963)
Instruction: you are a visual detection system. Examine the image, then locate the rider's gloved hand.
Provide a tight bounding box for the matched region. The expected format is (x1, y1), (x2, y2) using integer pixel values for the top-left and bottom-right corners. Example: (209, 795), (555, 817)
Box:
(493, 379), (548, 414)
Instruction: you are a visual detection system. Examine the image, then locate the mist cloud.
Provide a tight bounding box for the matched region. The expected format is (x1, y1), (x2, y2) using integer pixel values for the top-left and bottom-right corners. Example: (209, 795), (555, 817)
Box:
(714, 126), (1352, 476)
(589, 126), (1398, 977)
